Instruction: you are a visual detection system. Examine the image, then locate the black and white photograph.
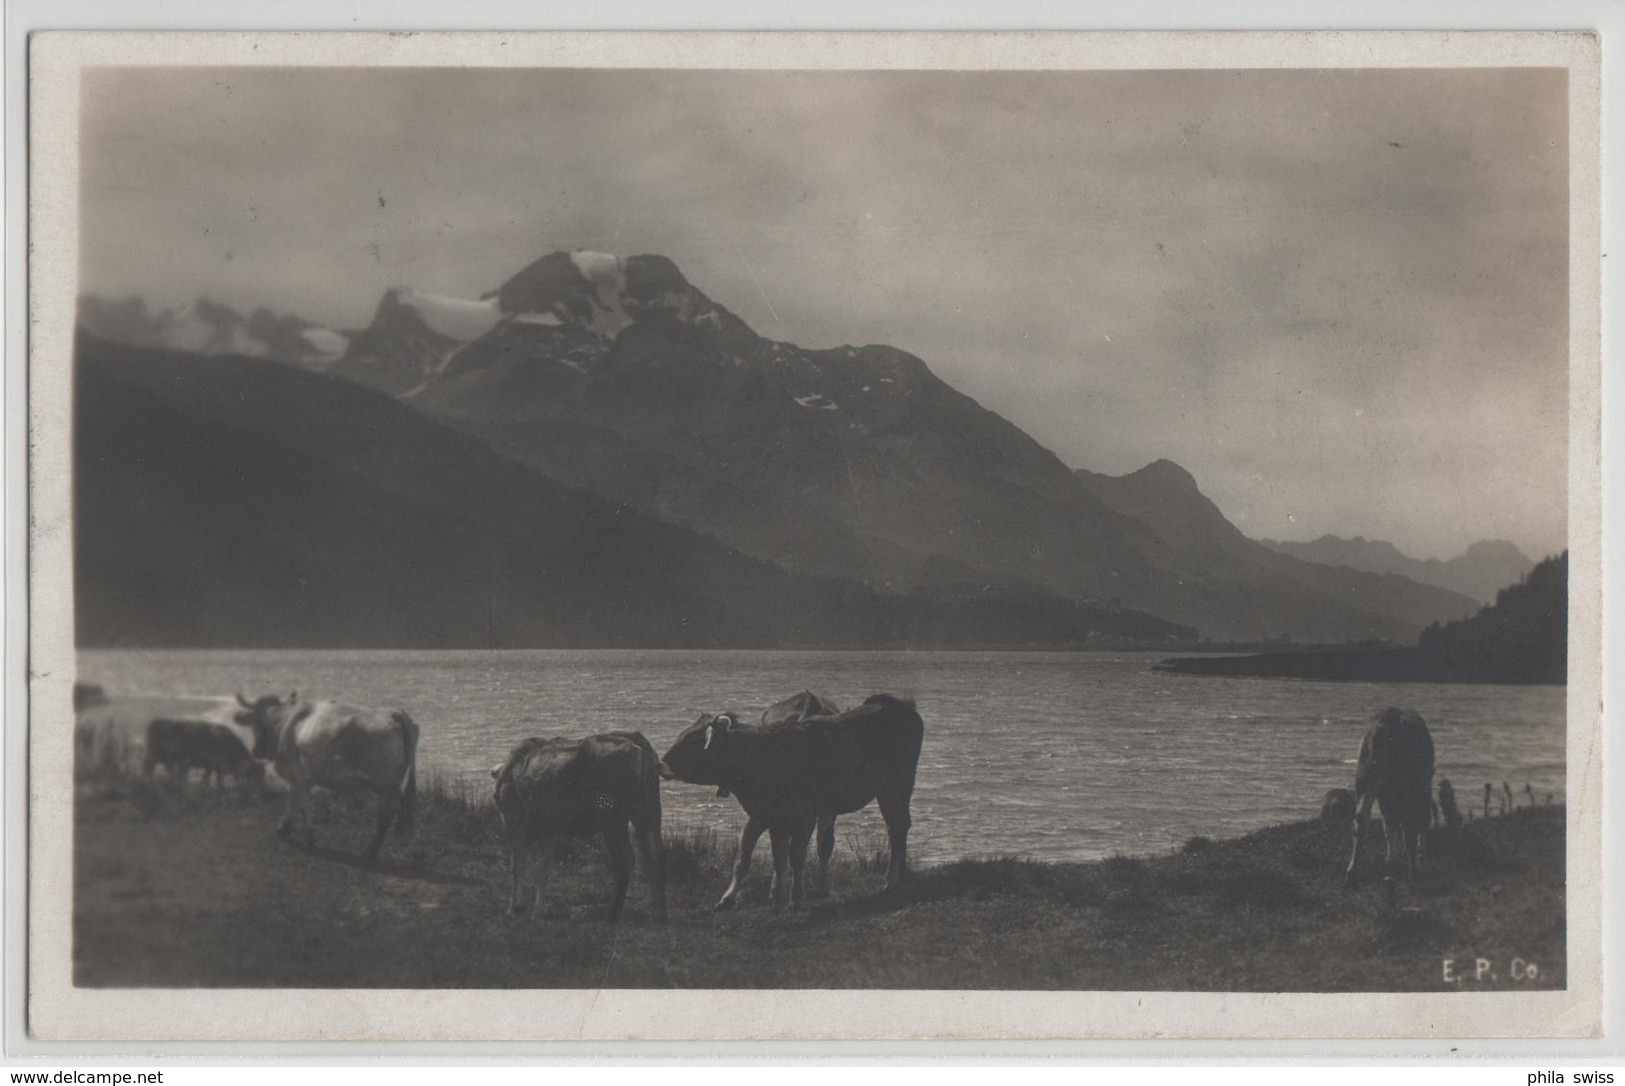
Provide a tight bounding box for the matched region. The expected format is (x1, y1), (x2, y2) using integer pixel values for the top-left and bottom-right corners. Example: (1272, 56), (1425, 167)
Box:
(22, 29), (1603, 1043)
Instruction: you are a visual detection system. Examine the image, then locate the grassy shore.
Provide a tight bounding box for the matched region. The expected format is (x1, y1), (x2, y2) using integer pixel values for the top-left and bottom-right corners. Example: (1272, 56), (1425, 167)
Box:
(72, 761), (1566, 991)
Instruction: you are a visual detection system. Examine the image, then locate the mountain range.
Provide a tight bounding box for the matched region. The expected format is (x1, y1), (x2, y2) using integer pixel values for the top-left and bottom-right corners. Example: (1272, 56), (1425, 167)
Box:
(1256, 535), (1533, 605)
(74, 334), (1192, 649)
(76, 250), (1493, 645)
(77, 293), (349, 369)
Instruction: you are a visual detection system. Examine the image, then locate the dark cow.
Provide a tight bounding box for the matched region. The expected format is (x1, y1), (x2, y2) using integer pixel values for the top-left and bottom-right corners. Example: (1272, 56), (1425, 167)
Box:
(490, 732), (666, 923)
(713, 691), (843, 908)
(143, 718), (265, 789)
(661, 693), (924, 909)
(1319, 787), (1356, 823)
(1343, 707), (1436, 889)
(235, 692), (418, 866)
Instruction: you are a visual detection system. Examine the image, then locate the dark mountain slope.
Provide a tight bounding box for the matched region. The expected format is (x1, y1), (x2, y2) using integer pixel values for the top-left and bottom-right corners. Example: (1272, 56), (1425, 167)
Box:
(74, 335), (1188, 649)
(1156, 552), (1567, 684)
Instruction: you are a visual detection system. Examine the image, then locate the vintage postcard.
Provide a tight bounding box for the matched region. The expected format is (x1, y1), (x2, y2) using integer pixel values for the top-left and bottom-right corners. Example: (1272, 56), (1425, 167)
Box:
(23, 30), (1603, 1045)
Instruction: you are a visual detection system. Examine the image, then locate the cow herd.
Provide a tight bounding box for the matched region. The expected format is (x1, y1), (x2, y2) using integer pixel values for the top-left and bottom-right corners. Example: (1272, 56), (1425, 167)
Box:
(134, 693), (1453, 921)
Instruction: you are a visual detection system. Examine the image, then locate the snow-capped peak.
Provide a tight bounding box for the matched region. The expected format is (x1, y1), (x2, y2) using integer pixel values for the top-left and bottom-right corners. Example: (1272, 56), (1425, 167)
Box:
(567, 251), (633, 338)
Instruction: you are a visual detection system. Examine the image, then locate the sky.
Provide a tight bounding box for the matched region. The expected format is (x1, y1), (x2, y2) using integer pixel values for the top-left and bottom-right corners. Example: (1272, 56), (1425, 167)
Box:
(78, 67), (1570, 561)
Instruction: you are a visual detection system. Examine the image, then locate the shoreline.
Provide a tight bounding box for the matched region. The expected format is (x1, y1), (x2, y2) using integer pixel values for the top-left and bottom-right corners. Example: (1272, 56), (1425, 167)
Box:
(72, 760), (1567, 991)
(1154, 648), (1566, 685)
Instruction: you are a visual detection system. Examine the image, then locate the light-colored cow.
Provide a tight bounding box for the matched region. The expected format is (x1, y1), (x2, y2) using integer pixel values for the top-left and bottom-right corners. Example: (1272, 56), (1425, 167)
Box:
(235, 692), (418, 866)
(1343, 707), (1435, 889)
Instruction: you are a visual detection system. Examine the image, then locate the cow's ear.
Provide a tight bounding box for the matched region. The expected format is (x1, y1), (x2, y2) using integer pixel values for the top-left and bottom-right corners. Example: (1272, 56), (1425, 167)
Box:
(489, 763), (504, 781)
(288, 690), (298, 705)
(236, 693), (252, 709)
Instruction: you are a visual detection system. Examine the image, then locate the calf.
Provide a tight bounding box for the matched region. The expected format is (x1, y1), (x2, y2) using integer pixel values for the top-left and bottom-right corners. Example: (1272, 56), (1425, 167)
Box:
(661, 693), (923, 909)
(490, 731), (667, 923)
(1319, 787), (1356, 823)
(1343, 707), (1435, 889)
(144, 718), (265, 789)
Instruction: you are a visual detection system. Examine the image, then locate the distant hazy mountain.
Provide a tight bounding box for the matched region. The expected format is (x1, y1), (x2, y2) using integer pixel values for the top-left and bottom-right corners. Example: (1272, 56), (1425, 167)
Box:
(1157, 552), (1567, 684)
(1257, 534), (1534, 604)
(77, 293), (349, 369)
(319, 249), (1475, 643)
(1074, 460), (1480, 640)
(74, 333), (1192, 649)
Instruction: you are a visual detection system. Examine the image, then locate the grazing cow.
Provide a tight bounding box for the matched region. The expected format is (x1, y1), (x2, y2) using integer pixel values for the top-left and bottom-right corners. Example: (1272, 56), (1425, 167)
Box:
(489, 732), (666, 923)
(1319, 787), (1356, 823)
(234, 692), (418, 866)
(661, 693), (924, 909)
(714, 691), (843, 907)
(1343, 707), (1435, 889)
(1437, 777), (1463, 831)
(143, 718), (265, 789)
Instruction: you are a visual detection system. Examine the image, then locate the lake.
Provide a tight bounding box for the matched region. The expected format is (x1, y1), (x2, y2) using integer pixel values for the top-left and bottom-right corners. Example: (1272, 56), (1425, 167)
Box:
(75, 649), (1566, 864)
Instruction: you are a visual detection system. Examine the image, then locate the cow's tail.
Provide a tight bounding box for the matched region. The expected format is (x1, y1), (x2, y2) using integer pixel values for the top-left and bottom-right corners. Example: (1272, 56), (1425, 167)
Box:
(394, 710), (419, 841)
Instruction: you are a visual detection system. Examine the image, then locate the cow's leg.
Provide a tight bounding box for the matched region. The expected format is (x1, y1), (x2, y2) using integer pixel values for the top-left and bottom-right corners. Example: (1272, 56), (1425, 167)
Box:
(632, 812), (667, 923)
(504, 823), (528, 915)
(529, 837), (556, 916)
(1408, 810), (1426, 879)
(277, 788), (299, 841)
(293, 782), (317, 848)
(768, 827), (791, 909)
(716, 817), (766, 910)
(787, 820), (813, 909)
(604, 822), (634, 923)
(362, 789), (397, 868)
(1342, 791), (1376, 890)
(877, 793), (913, 889)
(814, 815), (836, 899)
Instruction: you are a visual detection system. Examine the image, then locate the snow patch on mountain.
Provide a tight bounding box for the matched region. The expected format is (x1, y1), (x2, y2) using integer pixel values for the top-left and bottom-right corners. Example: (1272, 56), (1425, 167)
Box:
(394, 289), (503, 342)
(512, 311), (565, 327)
(569, 250), (633, 338)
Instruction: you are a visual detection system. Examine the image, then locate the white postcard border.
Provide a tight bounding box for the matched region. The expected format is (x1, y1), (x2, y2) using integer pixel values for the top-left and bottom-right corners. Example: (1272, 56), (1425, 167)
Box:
(21, 28), (1606, 1047)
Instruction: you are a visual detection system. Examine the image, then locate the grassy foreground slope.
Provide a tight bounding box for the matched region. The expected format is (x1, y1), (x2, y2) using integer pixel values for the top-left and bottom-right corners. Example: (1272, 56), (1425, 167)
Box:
(73, 775), (1565, 992)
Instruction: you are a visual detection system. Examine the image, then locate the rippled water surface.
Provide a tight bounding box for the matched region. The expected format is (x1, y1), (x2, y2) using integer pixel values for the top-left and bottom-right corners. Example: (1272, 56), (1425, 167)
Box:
(77, 649), (1565, 863)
